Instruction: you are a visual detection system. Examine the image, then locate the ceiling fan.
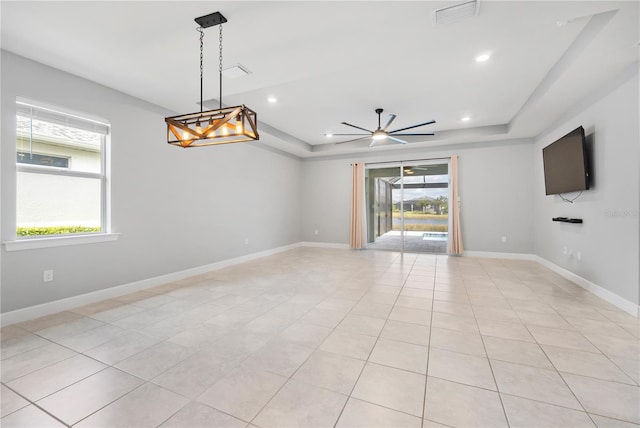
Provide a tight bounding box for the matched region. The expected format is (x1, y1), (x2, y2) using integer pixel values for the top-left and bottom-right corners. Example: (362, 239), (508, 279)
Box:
(328, 108), (436, 147)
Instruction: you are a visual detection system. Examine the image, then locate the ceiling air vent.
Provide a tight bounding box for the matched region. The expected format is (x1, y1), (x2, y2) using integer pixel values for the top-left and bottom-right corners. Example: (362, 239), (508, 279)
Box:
(222, 64), (251, 78)
(434, 1), (480, 25)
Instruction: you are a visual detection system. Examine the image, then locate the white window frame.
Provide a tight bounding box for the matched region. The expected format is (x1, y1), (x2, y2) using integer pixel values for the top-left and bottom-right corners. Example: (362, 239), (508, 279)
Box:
(4, 99), (118, 251)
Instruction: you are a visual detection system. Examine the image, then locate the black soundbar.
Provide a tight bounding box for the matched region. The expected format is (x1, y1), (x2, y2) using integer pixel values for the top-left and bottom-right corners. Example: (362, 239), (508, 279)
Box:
(552, 217), (583, 224)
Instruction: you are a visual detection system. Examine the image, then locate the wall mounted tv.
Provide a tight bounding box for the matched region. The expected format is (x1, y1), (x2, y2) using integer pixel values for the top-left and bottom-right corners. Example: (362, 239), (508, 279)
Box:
(542, 126), (589, 195)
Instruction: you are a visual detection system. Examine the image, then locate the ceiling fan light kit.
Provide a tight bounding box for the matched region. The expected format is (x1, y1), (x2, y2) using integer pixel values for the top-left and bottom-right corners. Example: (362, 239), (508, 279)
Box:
(332, 108), (435, 147)
(165, 12), (259, 148)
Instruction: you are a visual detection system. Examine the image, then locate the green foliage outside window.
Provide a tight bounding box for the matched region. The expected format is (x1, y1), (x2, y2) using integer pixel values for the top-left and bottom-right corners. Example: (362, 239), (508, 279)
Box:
(17, 226), (101, 237)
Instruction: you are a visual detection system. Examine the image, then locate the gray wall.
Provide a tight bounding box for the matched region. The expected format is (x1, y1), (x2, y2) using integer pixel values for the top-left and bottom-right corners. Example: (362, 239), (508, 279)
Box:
(532, 70), (639, 305)
(301, 141), (535, 254)
(1, 51), (302, 313)
(2, 48), (636, 314)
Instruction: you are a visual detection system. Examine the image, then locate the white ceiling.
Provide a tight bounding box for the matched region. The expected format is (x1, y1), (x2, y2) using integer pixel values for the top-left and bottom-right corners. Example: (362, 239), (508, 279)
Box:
(1, 1), (638, 158)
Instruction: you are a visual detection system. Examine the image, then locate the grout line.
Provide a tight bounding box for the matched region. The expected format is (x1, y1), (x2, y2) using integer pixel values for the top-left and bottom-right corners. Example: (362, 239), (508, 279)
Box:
(421, 253), (438, 427)
(1, 382), (70, 426)
(473, 259), (514, 427)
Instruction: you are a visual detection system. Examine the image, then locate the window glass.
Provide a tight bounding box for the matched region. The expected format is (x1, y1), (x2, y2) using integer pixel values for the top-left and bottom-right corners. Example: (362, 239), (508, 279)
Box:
(15, 101), (109, 238)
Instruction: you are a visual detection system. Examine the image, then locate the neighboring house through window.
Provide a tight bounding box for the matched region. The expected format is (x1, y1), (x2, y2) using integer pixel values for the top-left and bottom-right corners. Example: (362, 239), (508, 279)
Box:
(15, 100), (110, 237)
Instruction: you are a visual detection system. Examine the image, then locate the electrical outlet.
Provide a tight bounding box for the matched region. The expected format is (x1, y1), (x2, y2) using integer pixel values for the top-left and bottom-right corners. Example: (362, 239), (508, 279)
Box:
(244, 238), (249, 245)
(43, 270), (54, 283)
(563, 246), (568, 255)
(577, 251), (581, 261)
(501, 236), (507, 243)
(314, 229), (319, 235)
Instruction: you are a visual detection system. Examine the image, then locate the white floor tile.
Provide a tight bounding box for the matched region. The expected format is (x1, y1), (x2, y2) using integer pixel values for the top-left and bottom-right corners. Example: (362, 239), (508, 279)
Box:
(430, 327), (486, 356)
(424, 377), (508, 427)
(151, 350), (240, 399)
(197, 367), (287, 421)
(75, 383), (188, 427)
(1, 384), (29, 418)
(8, 354), (106, 401)
(337, 397), (422, 427)
(369, 337), (429, 374)
(114, 341), (195, 380)
(337, 314), (386, 337)
(160, 401), (246, 427)
(0, 405), (65, 427)
(501, 393), (596, 428)
(428, 348), (496, 390)
(543, 345), (636, 384)
(241, 339), (314, 377)
(293, 350), (365, 394)
(254, 379), (347, 427)
(483, 336), (554, 369)
(380, 319), (430, 346)
(563, 373), (640, 424)
(320, 330), (377, 360)
(1, 343), (76, 382)
(37, 367), (144, 425)
(352, 362), (426, 417)
(491, 360), (582, 410)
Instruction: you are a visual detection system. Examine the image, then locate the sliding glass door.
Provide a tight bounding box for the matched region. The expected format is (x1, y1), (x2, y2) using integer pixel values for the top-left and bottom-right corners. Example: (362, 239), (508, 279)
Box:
(366, 161), (450, 254)
(366, 164), (401, 251)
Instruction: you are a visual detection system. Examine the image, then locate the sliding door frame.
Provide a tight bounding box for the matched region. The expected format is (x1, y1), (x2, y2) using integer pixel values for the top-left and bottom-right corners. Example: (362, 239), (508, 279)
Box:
(364, 157), (452, 254)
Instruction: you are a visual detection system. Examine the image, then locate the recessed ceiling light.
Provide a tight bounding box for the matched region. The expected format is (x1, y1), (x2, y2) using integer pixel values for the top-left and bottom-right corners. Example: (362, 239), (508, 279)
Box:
(475, 53), (491, 63)
(461, 116), (471, 122)
(267, 97), (277, 103)
(325, 133), (333, 138)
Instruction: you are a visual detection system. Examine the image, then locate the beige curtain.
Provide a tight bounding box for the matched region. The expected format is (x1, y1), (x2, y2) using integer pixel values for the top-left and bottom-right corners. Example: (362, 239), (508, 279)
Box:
(350, 162), (365, 249)
(448, 155), (464, 255)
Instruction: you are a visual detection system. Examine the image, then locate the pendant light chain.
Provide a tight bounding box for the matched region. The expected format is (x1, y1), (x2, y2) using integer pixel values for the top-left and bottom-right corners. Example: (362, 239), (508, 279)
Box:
(219, 23), (223, 109)
(165, 12), (259, 148)
(198, 27), (204, 114)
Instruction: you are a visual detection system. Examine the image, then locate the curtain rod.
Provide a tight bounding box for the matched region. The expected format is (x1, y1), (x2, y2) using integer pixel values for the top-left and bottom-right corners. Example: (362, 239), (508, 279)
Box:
(350, 156), (452, 166)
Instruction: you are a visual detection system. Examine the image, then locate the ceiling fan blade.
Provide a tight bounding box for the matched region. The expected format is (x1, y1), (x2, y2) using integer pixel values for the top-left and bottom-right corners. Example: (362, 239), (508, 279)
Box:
(389, 133), (435, 136)
(326, 133), (371, 136)
(388, 136), (408, 145)
(389, 120), (436, 134)
(369, 139), (377, 148)
(335, 136), (371, 145)
(381, 114), (397, 131)
(341, 122), (374, 133)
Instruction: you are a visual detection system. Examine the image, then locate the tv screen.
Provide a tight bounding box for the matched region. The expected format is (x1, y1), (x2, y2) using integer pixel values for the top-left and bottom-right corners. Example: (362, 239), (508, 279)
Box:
(542, 126), (589, 195)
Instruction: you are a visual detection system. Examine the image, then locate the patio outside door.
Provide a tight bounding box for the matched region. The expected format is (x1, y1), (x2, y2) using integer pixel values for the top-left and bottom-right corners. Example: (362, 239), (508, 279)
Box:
(365, 161), (450, 254)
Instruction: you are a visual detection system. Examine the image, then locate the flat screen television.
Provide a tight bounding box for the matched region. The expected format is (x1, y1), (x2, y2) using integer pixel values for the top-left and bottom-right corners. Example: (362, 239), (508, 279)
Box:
(542, 126), (589, 195)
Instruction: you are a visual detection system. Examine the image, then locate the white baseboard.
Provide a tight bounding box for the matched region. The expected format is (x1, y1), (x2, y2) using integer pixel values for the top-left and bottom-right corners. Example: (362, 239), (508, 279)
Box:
(4, 244), (636, 325)
(299, 241), (350, 250)
(463, 251), (537, 261)
(534, 256), (639, 317)
(0, 242), (302, 327)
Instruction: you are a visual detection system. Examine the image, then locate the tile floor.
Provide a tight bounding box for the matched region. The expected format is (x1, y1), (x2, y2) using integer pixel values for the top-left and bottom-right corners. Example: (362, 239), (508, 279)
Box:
(1, 247), (638, 427)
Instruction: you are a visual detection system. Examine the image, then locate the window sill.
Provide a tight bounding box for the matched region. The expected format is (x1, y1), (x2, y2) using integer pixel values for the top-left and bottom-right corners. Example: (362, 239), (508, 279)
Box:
(4, 233), (119, 252)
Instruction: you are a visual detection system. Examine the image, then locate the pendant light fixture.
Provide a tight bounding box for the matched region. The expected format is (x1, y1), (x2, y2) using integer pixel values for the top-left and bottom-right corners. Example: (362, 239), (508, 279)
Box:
(165, 12), (258, 148)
